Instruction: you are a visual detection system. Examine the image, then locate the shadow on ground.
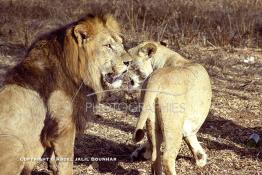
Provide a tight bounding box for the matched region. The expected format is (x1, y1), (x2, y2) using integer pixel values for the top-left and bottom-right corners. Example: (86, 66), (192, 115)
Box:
(74, 134), (139, 175)
(200, 113), (262, 160)
(95, 103), (262, 162)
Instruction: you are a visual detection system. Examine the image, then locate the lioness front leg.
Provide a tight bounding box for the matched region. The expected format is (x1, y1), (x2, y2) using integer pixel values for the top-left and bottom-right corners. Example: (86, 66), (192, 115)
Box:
(130, 141), (152, 161)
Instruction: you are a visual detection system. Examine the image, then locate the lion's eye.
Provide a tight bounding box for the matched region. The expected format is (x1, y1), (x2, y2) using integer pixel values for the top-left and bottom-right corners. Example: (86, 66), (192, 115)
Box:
(104, 44), (113, 50)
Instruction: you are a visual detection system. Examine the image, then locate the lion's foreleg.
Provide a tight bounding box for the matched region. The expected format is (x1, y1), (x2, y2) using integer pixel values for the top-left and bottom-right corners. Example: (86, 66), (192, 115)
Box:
(46, 90), (75, 175)
(0, 135), (25, 175)
(43, 147), (58, 173)
(52, 124), (75, 175)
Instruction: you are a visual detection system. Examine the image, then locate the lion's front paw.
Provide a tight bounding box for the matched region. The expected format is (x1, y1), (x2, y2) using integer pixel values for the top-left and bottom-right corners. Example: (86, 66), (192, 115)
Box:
(130, 149), (139, 162)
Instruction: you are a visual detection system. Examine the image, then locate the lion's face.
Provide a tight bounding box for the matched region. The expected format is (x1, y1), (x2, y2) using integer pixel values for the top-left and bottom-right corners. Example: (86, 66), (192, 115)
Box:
(128, 42), (157, 79)
(91, 31), (130, 89)
(64, 15), (131, 94)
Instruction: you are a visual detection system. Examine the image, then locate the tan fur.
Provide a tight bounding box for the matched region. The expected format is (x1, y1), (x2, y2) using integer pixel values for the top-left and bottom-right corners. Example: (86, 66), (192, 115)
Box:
(0, 15), (130, 175)
(129, 41), (212, 175)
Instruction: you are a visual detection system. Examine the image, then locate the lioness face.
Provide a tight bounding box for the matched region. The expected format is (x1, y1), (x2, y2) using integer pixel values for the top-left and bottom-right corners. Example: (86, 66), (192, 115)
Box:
(71, 15), (131, 90)
(128, 42), (157, 79)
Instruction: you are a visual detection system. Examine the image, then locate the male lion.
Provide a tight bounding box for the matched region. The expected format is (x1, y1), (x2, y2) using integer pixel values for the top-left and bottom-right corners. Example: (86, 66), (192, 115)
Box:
(0, 15), (130, 175)
(128, 41), (212, 175)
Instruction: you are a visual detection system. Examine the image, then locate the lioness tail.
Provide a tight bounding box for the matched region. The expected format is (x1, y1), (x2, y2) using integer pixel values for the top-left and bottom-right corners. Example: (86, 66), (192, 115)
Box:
(133, 90), (158, 143)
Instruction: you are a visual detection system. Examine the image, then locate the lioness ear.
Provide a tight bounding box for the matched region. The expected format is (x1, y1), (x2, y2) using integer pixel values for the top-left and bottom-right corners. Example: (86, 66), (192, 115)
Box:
(74, 24), (88, 47)
(104, 14), (121, 33)
(139, 43), (157, 58)
(160, 39), (169, 47)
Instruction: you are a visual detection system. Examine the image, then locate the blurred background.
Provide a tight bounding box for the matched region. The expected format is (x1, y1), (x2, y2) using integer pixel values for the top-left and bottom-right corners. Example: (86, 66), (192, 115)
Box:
(0, 0), (261, 48)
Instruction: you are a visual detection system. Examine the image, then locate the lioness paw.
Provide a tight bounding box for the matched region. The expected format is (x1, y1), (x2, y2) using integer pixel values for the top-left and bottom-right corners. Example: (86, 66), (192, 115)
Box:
(195, 152), (207, 167)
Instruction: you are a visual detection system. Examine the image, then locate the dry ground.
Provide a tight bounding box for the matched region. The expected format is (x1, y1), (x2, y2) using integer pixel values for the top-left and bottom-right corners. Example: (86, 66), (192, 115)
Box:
(0, 0), (262, 175)
(1, 44), (261, 175)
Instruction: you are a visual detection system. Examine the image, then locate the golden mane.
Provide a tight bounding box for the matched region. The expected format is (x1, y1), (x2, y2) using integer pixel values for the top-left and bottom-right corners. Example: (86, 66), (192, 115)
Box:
(63, 15), (121, 96)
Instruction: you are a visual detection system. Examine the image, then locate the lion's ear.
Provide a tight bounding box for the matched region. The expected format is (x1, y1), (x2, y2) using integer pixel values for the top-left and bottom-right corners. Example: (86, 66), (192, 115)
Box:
(74, 24), (89, 47)
(104, 14), (121, 33)
(139, 43), (157, 59)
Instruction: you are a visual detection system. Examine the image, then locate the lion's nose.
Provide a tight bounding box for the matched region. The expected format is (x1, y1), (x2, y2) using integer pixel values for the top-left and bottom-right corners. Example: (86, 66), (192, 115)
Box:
(123, 61), (130, 66)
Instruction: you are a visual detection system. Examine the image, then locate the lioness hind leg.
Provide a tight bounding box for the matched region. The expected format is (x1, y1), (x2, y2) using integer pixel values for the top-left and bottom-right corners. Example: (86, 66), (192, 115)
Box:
(162, 133), (182, 175)
(184, 134), (207, 167)
(146, 119), (162, 175)
(161, 120), (183, 175)
(157, 98), (184, 175)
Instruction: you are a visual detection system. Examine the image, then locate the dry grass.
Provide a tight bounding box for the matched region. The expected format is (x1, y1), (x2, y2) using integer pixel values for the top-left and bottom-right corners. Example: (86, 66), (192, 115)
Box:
(0, 0), (262, 174)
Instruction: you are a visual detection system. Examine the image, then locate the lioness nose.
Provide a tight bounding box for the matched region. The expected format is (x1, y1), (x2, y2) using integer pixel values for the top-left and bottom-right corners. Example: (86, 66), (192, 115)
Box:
(123, 61), (130, 66)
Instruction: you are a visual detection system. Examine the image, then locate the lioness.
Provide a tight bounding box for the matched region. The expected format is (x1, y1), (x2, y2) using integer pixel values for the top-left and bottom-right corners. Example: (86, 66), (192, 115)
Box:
(0, 15), (130, 175)
(128, 42), (212, 175)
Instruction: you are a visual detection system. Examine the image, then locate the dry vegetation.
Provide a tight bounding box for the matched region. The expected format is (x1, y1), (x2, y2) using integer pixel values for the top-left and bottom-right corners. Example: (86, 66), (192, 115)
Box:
(0, 0), (261, 174)
(0, 0), (262, 48)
